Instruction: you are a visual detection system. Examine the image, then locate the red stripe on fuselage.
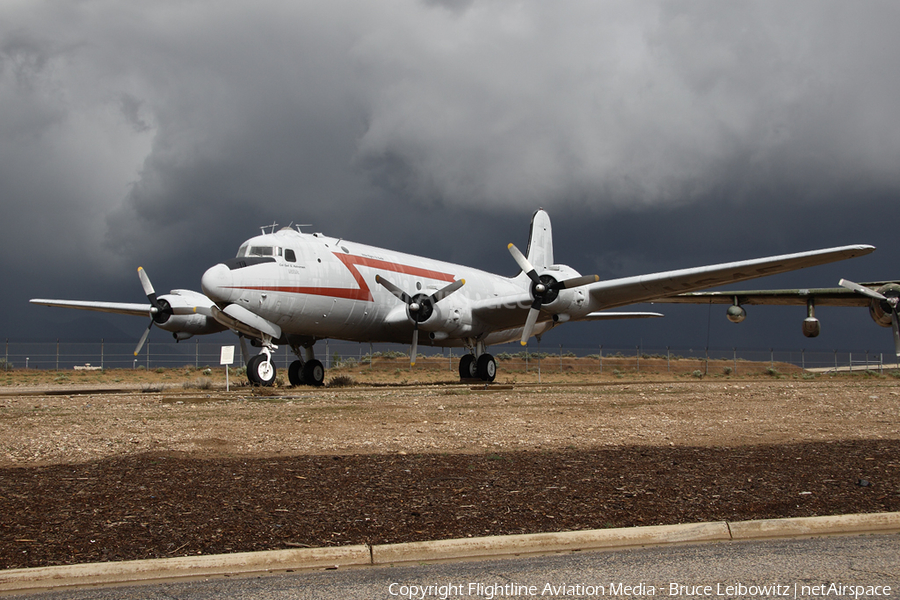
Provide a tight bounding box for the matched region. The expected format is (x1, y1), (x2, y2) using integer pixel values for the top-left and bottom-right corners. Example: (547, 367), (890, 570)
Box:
(228, 252), (457, 302)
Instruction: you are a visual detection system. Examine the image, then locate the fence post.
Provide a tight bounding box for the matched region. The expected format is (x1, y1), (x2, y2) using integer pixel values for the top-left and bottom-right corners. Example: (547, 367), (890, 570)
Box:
(733, 347), (736, 375)
(101, 338), (105, 370)
(599, 345), (602, 376)
(636, 346), (640, 372)
(56, 339), (59, 372)
(559, 344), (562, 373)
(666, 346), (670, 373)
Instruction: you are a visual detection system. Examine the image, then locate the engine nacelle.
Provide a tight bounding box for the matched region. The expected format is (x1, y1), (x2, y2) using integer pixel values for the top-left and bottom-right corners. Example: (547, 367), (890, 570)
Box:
(802, 317), (821, 338)
(869, 284), (900, 328)
(408, 293), (443, 331)
(157, 313), (226, 336)
(726, 305), (747, 323)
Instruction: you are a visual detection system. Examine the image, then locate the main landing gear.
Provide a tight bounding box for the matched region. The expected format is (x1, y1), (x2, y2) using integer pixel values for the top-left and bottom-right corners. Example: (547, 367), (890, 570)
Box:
(458, 353), (496, 382)
(287, 340), (325, 387)
(288, 358), (325, 387)
(458, 340), (496, 383)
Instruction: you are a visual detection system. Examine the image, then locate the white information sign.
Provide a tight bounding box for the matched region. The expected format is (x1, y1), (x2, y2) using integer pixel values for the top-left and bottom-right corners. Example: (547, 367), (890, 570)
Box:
(220, 346), (235, 365)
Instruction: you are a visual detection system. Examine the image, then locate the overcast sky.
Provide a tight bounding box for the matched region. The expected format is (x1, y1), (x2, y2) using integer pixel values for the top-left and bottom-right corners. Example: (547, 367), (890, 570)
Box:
(3, 0), (899, 358)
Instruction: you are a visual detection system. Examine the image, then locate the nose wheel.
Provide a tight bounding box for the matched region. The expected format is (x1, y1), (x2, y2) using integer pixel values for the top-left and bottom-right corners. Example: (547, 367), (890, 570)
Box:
(247, 353), (277, 386)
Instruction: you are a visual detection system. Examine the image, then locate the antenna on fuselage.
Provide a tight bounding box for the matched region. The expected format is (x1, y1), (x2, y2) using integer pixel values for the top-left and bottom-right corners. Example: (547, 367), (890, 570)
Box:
(293, 223), (313, 233)
(260, 222), (279, 235)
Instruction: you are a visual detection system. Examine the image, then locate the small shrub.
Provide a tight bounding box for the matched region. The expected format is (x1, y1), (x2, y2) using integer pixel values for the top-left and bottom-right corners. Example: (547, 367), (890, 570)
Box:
(692, 370), (704, 379)
(183, 377), (213, 390)
(328, 375), (355, 388)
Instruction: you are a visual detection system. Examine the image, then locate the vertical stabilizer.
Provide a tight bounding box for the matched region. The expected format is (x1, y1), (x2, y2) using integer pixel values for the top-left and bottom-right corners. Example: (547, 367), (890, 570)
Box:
(525, 209), (553, 270)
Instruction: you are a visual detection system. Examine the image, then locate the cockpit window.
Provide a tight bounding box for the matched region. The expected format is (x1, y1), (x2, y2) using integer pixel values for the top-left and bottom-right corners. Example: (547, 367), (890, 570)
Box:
(237, 244), (248, 258)
(248, 246), (275, 257)
(284, 249), (296, 262)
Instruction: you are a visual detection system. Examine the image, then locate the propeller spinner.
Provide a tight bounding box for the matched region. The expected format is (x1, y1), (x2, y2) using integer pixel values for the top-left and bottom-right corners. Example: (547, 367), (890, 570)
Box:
(375, 275), (465, 366)
(839, 278), (900, 357)
(508, 243), (599, 345)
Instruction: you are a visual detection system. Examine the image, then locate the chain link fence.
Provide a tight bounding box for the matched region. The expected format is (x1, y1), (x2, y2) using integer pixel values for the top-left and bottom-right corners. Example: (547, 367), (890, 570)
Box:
(2, 338), (895, 375)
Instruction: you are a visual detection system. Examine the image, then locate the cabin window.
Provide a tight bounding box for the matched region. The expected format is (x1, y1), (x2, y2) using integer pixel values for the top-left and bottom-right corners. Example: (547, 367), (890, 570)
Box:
(284, 249), (296, 262)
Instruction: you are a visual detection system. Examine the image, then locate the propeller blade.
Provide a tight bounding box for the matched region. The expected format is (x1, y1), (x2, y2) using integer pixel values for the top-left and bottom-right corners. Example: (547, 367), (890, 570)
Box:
(838, 279), (886, 301)
(508, 243), (541, 285)
(892, 310), (900, 358)
(375, 274), (412, 304)
(429, 279), (465, 303)
(134, 320), (153, 356)
(138, 267), (160, 307)
(553, 274), (600, 290)
(520, 305), (541, 345)
(410, 326), (419, 367)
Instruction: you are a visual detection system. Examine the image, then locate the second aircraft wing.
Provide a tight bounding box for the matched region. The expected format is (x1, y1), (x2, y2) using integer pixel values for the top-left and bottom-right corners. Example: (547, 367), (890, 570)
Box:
(587, 244), (876, 309)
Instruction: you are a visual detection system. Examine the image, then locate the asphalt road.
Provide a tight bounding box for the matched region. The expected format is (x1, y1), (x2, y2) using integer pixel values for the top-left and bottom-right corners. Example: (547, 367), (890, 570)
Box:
(12, 534), (899, 600)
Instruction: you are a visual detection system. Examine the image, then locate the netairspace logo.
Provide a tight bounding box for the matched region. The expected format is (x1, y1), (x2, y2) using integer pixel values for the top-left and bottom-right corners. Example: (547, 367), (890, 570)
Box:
(387, 581), (894, 599)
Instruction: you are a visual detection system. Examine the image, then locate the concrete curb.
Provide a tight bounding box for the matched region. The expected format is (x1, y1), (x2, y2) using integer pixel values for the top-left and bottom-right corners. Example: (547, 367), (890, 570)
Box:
(2, 512), (898, 593)
(372, 521), (730, 565)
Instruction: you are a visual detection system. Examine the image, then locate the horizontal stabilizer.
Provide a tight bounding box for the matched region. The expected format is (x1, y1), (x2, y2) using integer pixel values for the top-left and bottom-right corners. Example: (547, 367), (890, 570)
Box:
(583, 311), (664, 320)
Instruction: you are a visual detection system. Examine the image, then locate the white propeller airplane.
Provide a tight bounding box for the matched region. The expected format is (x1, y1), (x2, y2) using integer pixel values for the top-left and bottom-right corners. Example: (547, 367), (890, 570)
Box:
(31, 209), (875, 386)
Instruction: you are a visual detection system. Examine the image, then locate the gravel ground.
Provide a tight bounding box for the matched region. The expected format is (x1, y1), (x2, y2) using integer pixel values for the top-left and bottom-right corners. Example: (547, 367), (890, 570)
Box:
(1, 370), (898, 569)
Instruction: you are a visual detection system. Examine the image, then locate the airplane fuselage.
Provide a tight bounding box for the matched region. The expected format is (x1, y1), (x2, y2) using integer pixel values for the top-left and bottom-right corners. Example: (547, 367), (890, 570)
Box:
(201, 227), (589, 348)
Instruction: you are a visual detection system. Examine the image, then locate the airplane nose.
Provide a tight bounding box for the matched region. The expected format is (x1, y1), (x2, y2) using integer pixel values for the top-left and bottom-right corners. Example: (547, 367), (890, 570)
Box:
(201, 263), (235, 305)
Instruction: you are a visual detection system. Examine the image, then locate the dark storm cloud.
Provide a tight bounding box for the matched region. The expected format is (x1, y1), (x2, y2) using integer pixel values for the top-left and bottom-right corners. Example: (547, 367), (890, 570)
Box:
(3, 1), (899, 353)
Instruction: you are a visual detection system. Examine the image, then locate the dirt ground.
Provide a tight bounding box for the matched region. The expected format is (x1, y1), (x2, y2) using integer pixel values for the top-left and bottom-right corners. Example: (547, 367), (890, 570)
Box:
(1, 361), (899, 569)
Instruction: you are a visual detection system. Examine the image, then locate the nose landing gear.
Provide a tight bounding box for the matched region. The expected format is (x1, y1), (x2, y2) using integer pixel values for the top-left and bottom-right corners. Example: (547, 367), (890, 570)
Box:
(247, 350), (277, 386)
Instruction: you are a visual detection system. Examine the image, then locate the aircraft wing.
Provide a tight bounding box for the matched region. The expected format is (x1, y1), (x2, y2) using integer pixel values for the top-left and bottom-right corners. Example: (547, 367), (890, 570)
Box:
(652, 281), (900, 307)
(651, 287), (870, 307)
(29, 299), (152, 317)
(587, 244), (875, 310)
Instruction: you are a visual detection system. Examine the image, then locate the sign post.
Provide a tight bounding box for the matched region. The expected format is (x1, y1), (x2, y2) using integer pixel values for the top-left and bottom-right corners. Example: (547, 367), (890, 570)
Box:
(220, 346), (235, 392)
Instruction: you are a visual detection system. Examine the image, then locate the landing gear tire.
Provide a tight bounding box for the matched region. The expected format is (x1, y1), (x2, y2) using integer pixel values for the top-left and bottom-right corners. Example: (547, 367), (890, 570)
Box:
(302, 359), (325, 387)
(288, 360), (304, 386)
(248, 354), (276, 387)
(458, 354), (477, 380)
(476, 353), (496, 382)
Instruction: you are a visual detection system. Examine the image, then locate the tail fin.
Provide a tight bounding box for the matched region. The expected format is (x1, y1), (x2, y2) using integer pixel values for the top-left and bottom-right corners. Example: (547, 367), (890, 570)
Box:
(525, 209), (553, 270)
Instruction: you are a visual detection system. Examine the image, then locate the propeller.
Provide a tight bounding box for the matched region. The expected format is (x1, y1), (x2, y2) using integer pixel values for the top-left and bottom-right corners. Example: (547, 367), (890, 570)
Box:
(839, 278), (900, 357)
(134, 267), (174, 356)
(508, 243), (599, 345)
(375, 275), (465, 366)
